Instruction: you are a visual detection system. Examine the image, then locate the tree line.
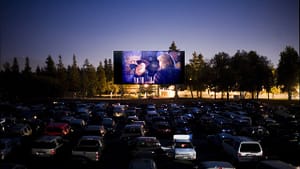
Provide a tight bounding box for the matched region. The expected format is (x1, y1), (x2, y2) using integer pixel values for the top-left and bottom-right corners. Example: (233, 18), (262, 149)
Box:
(0, 54), (116, 100)
(0, 43), (299, 101)
(186, 46), (299, 100)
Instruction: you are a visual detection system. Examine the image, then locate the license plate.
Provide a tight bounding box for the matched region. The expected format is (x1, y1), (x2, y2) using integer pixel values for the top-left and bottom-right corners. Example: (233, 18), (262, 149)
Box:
(36, 152), (45, 155)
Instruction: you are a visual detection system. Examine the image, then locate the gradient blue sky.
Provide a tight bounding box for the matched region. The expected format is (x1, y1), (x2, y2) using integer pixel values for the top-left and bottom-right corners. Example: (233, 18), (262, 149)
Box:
(1, 0), (299, 70)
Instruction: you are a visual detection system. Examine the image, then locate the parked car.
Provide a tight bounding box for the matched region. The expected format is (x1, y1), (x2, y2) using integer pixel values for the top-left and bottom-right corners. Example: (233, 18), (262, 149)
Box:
(31, 135), (69, 158)
(238, 125), (270, 140)
(130, 136), (165, 158)
(82, 125), (106, 137)
(120, 124), (146, 145)
(102, 117), (116, 133)
(222, 135), (264, 163)
(128, 158), (157, 169)
(172, 134), (196, 161)
(151, 121), (173, 138)
(0, 163), (27, 169)
(197, 161), (236, 169)
(113, 104), (126, 119)
(144, 109), (158, 125)
(0, 138), (19, 160)
(44, 122), (71, 138)
(127, 115), (139, 124)
(72, 135), (104, 163)
(207, 133), (234, 149)
(7, 123), (33, 137)
(62, 118), (86, 140)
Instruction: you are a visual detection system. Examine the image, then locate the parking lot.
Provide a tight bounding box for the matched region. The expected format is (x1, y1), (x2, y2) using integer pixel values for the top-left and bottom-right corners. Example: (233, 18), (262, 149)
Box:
(1, 99), (299, 169)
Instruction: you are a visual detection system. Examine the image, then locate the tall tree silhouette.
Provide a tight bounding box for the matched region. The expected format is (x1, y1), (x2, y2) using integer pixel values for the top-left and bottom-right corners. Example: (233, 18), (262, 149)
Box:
(168, 41), (180, 99)
(277, 46), (299, 100)
(210, 52), (233, 100)
(67, 54), (81, 95)
(97, 61), (107, 96)
(22, 57), (32, 75)
(188, 51), (208, 98)
(44, 55), (56, 77)
(57, 55), (67, 91)
(11, 57), (20, 74)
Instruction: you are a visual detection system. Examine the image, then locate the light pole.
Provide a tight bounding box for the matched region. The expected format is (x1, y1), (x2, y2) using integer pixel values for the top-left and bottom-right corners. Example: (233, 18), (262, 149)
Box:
(189, 77), (193, 98)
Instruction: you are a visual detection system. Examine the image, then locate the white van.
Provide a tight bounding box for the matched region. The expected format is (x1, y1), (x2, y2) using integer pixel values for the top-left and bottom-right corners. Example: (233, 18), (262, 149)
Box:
(222, 135), (263, 163)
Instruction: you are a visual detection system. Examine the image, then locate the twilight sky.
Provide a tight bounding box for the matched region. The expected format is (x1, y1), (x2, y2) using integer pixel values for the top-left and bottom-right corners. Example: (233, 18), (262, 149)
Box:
(1, 0), (299, 70)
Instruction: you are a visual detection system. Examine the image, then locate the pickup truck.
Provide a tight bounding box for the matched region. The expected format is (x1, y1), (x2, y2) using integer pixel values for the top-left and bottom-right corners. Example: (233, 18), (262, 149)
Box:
(72, 135), (104, 163)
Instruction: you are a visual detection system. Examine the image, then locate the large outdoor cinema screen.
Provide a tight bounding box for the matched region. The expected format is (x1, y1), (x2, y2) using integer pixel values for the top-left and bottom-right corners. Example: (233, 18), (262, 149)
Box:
(114, 51), (185, 84)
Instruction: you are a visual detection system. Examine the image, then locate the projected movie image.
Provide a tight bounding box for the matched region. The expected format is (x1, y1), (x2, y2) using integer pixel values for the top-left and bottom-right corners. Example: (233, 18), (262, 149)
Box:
(114, 51), (185, 84)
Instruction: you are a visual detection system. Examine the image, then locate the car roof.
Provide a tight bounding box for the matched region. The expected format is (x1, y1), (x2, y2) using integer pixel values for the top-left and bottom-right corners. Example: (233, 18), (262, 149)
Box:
(35, 135), (62, 142)
(199, 161), (235, 169)
(217, 132), (233, 138)
(80, 135), (102, 140)
(230, 135), (257, 142)
(128, 158), (156, 169)
(136, 137), (158, 141)
(85, 125), (102, 129)
(46, 122), (69, 128)
(0, 163), (27, 169)
(125, 124), (142, 128)
(0, 138), (12, 144)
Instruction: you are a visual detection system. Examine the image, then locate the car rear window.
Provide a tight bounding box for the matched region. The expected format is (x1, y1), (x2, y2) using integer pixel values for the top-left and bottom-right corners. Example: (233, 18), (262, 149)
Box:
(79, 140), (100, 147)
(75, 146), (99, 152)
(136, 140), (159, 148)
(240, 143), (261, 152)
(33, 141), (56, 148)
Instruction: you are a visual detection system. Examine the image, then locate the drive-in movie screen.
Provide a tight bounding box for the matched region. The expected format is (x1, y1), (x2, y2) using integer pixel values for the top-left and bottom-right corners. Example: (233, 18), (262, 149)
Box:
(114, 51), (185, 84)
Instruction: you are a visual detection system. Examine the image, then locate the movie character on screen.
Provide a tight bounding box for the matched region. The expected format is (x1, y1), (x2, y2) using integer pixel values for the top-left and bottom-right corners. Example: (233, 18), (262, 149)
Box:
(153, 54), (181, 84)
(131, 59), (149, 84)
(168, 50), (182, 69)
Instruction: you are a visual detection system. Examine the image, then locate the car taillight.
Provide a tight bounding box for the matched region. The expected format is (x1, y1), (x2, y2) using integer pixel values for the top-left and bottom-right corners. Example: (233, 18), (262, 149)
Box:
(96, 152), (99, 161)
(50, 149), (56, 155)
